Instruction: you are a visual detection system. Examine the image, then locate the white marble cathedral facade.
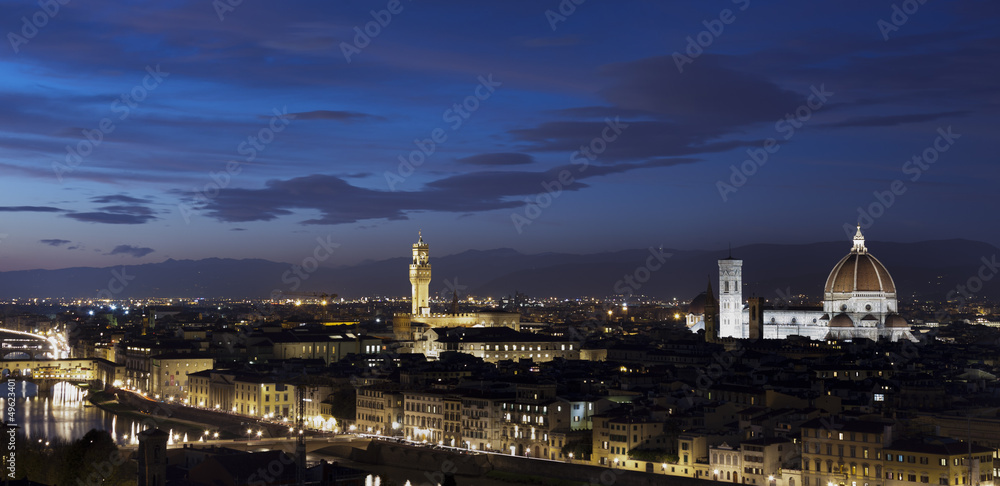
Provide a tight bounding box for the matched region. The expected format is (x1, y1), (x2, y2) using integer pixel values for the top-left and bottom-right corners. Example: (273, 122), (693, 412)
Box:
(695, 227), (916, 342)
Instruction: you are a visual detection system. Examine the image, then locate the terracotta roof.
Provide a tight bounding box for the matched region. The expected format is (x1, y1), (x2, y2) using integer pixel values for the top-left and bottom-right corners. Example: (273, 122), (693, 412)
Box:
(829, 313), (854, 328)
(825, 252), (896, 294)
(885, 314), (909, 328)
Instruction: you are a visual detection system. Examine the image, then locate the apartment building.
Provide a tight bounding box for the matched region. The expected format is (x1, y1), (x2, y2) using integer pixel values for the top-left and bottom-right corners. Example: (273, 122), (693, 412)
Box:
(443, 396), (463, 447)
(711, 442), (743, 483)
(231, 373), (295, 419)
(801, 418), (893, 486)
(884, 438), (993, 486)
(355, 384), (404, 436)
(403, 390), (449, 443)
(460, 391), (510, 452)
(593, 413), (669, 469)
(741, 437), (799, 486)
(149, 352), (213, 400)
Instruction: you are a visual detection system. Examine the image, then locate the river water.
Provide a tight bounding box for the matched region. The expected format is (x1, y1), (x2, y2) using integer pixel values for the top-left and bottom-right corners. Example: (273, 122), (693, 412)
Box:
(9, 380), (199, 446)
(8, 381), (507, 484)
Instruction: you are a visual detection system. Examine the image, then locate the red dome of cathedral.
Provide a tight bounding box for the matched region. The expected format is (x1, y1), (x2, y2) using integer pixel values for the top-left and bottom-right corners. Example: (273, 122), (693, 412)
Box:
(824, 226), (896, 295)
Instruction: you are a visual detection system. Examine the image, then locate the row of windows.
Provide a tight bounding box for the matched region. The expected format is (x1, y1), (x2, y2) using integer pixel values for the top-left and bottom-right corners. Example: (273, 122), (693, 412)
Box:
(500, 413), (546, 425)
(805, 442), (876, 459)
(802, 478), (874, 486)
(480, 344), (573, 351)
(804, 460), (876, 477)
(406, 403), (441, 413)
(405, 416), (441, 428)
(159, 361), (208, 368)
(713, 453), (739, 465)
(804, 429), (880, 442)
(484, 354), (554, 359)
(502, 403), (549, 412)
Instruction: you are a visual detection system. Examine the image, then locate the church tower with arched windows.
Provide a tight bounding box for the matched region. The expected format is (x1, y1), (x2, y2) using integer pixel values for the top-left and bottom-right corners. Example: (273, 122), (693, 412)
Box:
(718, 254), (744, 338)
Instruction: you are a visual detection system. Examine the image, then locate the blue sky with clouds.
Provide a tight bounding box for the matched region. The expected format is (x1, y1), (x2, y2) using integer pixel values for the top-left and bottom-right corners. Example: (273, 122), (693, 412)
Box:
(0, 0), (997, 270)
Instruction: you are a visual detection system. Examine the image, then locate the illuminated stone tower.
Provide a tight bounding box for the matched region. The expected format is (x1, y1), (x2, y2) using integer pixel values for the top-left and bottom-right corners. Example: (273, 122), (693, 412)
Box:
(410, 232), (431, 316)
(718, 253), (744, 338)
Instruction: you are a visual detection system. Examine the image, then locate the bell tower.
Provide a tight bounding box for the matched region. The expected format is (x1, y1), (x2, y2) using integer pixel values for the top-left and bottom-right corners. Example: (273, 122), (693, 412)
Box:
(410, 232), (431, 316)
(719, 250), (744, 338)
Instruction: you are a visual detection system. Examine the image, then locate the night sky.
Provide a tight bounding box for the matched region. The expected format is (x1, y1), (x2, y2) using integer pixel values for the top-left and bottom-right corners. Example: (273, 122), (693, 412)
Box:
(1, 0), (997, 271)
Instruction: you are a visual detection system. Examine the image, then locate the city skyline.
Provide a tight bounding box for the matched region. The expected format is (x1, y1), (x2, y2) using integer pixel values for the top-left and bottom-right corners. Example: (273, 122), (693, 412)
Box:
(2, 0), (999, 272)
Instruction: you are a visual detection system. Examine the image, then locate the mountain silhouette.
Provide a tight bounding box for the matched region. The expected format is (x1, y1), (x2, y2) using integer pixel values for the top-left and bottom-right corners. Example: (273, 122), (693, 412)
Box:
(0, 239), (996, 302)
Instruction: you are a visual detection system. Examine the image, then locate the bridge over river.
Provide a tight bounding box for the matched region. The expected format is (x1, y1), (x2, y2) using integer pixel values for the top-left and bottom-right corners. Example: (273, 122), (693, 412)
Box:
(0, 328), (60, 360)
(0, 357), (120, 391)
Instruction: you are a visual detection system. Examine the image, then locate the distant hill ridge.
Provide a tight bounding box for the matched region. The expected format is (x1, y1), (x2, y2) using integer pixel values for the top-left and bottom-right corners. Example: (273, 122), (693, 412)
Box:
(0, 239), (996, 301)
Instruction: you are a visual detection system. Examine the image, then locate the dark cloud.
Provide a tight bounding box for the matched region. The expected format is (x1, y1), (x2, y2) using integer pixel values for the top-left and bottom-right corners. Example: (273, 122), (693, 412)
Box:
(64, 201), (158, 225)
(284, 110), (385, 122)
(425, 158), (697, 199)
(505, 55), (807, 166)
(196, 158), (696, 225)
(509, 120), (750, 161)
(598, 55), (804, 129)
(105, 245), (155, 258)
(0, 206), (63, 213)
(823, 111), (970, 128)
(40, 239), (72, 247)
(96, 205), (157, 217)
(457, 153), (536, 166)
(90, 195), (153, 204)
(65, 212), (157, 225)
